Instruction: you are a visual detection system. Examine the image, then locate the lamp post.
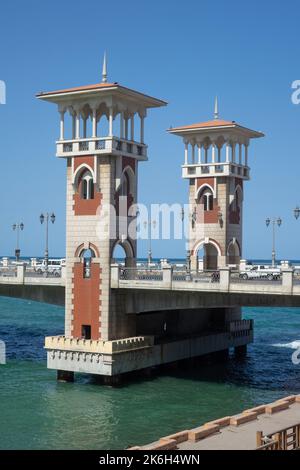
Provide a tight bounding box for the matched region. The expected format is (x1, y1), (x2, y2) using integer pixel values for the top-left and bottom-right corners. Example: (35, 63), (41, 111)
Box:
(181, 206), (197, 274)
(40, 212), (56, 270)
(143, 217), (156, 266)
(12, 223), (24, 261)
(266, 217), (282, 267)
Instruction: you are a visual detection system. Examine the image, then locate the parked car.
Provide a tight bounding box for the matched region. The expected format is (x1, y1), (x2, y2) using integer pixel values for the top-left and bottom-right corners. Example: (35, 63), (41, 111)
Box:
(239, 265), (281, 281)
(35, 259), (65, 276)
(252, 265), (281, 280)
(239, 267), (261, 280)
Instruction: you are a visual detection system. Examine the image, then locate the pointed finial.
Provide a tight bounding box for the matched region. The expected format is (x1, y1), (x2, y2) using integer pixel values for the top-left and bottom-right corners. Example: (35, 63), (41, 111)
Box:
(214, 96), (219, 120)
(102, 52), (107, 83)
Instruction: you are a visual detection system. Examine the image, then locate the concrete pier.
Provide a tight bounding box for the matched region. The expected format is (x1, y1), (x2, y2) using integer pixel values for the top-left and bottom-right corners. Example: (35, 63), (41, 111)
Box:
(57, 370), (74, 383)
(129, 395), (300, 450)
(45, 308), (253, 379)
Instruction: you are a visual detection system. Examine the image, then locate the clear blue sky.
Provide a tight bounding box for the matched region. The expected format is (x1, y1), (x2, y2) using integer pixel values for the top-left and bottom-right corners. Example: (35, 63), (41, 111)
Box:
(0, 0), (300, 260)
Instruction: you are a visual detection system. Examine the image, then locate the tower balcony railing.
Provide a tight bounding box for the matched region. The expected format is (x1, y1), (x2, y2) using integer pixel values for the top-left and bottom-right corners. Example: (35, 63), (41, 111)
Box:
(56, 136), (148, 160)
(182, 162), (250, 180)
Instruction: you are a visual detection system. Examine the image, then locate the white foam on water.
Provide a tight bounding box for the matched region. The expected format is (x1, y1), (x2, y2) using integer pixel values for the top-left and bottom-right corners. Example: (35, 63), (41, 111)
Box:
(272, 340), (300, 350)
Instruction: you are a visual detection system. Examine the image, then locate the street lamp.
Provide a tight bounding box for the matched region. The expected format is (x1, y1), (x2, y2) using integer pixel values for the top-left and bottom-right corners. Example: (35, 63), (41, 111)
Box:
(266, 217), (282, 267)
(40, 212), (56, 270)
(143, 217), (156, 266)
(12, 223), (24, 261)
(181, 206), (197, 274)
(294, 206), (300, 220)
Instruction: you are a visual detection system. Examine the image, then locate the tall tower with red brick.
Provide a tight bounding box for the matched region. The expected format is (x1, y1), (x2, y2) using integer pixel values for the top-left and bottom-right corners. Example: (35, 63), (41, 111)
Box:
(169, 99), (264, 270)
(38, 60), (166, 352)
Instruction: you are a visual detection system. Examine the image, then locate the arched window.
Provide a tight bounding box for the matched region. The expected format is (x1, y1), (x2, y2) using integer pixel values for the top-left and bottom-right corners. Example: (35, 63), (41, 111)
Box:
(80, 170), (94, 200)
(199, 188), (214, 212)
(120, 172), (129, 197)
(232, 187), (243, 212)
(80, 248), (95, 279)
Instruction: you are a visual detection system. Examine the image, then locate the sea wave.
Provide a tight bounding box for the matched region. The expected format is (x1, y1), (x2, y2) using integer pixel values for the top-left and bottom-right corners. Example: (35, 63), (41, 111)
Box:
(272, 340), (300, 350)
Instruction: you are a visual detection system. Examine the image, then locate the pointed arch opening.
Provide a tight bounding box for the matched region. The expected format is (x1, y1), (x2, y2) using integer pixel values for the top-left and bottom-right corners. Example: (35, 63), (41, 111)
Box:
(229, 185), (243, 224)
(197, 185), (214, 212)
(193, 239), (222, 271)
(111, 239), (135, 268)
(79, 247), (96, 279)
(227, 240), (241, 266)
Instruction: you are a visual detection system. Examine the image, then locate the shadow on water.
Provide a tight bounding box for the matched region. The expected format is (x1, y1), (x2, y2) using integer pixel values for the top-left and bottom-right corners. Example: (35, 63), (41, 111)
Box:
(1, 298), (300, 394)
(84, 347), (300, 396)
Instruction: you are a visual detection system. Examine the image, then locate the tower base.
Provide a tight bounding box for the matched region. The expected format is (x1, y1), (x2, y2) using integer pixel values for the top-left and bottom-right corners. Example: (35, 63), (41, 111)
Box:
(45, 321), (253, 381)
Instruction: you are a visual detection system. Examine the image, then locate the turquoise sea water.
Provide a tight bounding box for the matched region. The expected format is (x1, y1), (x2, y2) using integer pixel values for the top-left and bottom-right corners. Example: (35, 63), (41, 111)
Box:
(0, 296), (300, 450)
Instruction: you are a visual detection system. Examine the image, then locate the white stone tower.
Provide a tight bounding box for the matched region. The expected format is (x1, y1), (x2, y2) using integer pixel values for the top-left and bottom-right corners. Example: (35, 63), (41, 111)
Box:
(169, 100), (264, 271)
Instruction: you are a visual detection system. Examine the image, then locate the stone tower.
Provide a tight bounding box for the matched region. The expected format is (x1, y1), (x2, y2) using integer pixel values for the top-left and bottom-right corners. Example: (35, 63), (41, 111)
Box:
(169, 99), (264, 271)
(38, 59), (166, 380)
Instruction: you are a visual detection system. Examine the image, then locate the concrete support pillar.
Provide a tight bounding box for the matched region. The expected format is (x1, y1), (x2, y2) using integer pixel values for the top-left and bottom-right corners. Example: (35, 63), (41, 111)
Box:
(239, 259), (247, 271)
(109, 107), (113, 137)
(130, 115), (134, 141)
(232, 143), (236, 162)
(204, 147), (208, 163)
(75, 112), (80, 139)
(235, 345), (247, 357)
(226, 142), (230, 163)
(83, 117), (87, 138)
(120, 113), (124, 139)
(219, 267), (230, 290)
(281, 268), (294, 294)
(103, 374), (122, 386)
(245, 144), (249, 166)
(197, 144), (202, 164)
(16, 263), (26, 283)
(124, 117), (129, 140)
(61, 266), (66, 279)
(59, 111), (65, 140)
(162, 264), (173, 288)
(211, 143), (216, 163)
(215, 349), (229, 361)
(57, 370), (74, 382)
(140, 115), (145, 143)
(239, 143), (242, 164)
(111, 264), (120, 288)
(92, 109), (97, 138)
(191, 144), (195, 164)
(72, 114), (76, 139)
(184, 141), (188, 165)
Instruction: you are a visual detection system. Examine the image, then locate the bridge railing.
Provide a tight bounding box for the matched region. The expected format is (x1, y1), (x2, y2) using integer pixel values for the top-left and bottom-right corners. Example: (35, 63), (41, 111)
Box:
(112, 264), (300, 295)
(0, 267), (17, 277)
(119, 267), (163, 282)
(172, 270), (217, 283)
(0, 263), (65, 285)
(256, 423), (300, 450)
(227, 319), (253, 339)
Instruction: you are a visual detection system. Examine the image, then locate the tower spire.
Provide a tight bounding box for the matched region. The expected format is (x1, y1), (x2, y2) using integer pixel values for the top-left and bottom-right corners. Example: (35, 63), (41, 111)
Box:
(214, 96), (219, 120)
(102, 52), (107, 83)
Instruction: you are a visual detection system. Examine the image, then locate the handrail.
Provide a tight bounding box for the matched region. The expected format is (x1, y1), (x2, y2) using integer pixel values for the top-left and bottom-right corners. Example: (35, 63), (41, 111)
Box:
(256, 423), (300, 450)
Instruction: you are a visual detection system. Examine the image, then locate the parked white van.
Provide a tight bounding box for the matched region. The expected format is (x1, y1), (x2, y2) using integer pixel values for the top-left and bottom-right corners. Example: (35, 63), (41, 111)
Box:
(35, 259), (65, 276)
